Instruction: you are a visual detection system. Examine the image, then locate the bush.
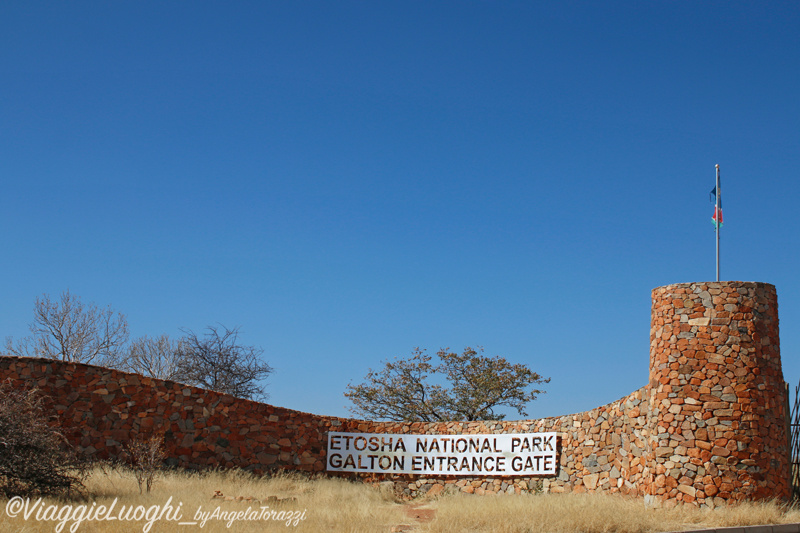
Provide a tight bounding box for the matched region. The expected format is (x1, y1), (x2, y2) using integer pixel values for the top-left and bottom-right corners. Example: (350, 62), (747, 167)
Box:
(0, 381), (88, 497)
(124, 433), (166, 493)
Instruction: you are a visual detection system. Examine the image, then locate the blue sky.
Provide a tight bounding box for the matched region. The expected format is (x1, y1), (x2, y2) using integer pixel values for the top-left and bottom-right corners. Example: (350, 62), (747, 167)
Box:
(2, 1), (799, 419)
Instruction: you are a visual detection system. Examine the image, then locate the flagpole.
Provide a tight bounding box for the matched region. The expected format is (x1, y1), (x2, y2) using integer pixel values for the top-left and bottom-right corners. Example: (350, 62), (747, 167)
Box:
(715, 164), (720, 282)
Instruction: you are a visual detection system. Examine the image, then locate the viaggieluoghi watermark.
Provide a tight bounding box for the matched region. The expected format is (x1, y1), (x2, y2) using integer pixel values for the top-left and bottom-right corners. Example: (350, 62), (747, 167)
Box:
(4, 495), (307, 531)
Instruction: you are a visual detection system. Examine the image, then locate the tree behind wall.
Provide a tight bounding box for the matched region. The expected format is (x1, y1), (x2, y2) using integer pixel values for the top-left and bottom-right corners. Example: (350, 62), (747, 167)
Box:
(3, 292), (274, 401)
(345, 347), (550, 422)
(4, 290), (129, 365)
(175, 325), (273, 401)
(108, 334), (186, 381)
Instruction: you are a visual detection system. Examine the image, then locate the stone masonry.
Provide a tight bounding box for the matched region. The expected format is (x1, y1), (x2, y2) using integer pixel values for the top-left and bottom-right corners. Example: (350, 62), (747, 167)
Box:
(0, 281), (790, 506)
(644, 281), (790, 507)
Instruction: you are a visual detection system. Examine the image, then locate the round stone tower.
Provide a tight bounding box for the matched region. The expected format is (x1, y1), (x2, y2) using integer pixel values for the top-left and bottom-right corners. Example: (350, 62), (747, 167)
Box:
(646, 281), (790, 507)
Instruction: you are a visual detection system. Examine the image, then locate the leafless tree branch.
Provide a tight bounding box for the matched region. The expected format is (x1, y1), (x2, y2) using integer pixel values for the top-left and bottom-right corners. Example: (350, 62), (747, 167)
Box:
(5, 290), (129, 365)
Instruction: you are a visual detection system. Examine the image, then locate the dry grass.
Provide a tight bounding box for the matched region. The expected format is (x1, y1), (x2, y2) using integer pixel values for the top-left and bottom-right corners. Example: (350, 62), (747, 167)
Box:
(2, 468), (798, 532)
(0, 466), (405, 532)
(419, 492), (800, 533)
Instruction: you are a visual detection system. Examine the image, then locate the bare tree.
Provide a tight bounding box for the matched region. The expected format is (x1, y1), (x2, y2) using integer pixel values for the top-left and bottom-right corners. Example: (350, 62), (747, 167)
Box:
(175, 325), (272, 400)
(109, 334), (185, 381)
(5, 290), (129, 365)
(345, 347), (549, 422)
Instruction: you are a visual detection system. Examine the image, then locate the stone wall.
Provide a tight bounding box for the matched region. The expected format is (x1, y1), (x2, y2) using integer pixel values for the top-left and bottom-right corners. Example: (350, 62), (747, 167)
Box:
(0, 281), (790, 506)
(0, 356), (650, 499)
(643, 282), (790, 506)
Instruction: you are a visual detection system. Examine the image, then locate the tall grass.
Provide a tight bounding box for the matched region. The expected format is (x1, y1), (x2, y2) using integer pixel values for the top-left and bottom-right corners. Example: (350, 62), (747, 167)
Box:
(420, 492), (800, 533)
(0, 466), (405, 532)
(1, 468), (798, 532)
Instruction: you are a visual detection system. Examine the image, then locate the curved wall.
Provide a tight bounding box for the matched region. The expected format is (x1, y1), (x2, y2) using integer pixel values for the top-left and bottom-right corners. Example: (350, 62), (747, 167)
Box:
(645, 281), (790, 505)
(0, 356), (649, 498)
(0, 281), (790, 506)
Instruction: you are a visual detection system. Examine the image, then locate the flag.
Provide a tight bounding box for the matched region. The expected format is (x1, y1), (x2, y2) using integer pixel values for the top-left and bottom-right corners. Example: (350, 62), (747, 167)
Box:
(710, 185), (723, 227)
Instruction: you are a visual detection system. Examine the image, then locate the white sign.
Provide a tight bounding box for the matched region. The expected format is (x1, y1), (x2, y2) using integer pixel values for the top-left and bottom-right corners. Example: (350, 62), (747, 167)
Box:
(326, 431), (557, 476)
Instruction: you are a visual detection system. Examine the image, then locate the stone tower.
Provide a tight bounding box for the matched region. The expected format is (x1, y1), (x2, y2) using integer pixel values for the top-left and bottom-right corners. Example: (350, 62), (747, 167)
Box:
(645, 281), (790, 507)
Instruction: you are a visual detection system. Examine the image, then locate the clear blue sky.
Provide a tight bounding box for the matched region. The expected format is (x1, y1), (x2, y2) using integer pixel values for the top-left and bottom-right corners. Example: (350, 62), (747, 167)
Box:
(2, 1), (799, 420)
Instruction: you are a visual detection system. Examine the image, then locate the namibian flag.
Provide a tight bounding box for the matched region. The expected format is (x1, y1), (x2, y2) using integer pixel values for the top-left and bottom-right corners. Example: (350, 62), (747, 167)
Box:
(709, 185), (722, 227)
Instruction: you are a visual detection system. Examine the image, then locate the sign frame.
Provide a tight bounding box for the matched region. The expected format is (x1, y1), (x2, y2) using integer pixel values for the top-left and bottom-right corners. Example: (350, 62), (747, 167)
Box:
(326, 431), (557, 476)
